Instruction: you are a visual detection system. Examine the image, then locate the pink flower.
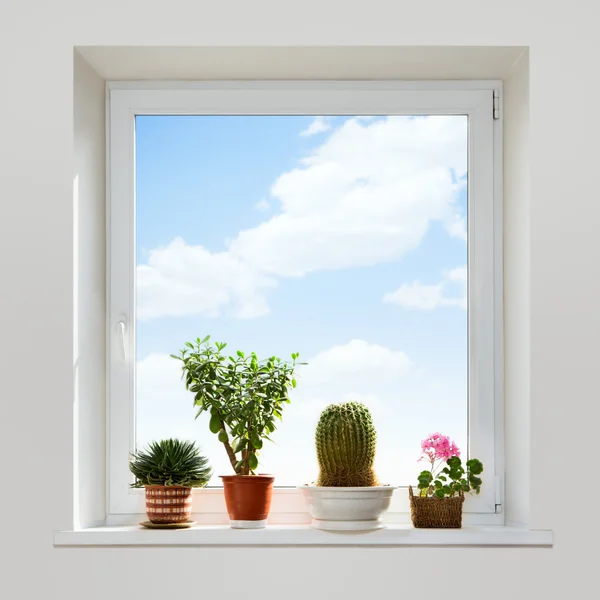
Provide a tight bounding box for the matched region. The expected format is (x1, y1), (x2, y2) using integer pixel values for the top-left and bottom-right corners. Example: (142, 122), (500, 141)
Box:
(420, 432), (461, 462)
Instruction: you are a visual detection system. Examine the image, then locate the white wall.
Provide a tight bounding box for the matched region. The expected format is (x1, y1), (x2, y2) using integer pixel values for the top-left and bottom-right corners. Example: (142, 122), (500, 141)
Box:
(503, 50), (530, 528)
(1, 1), (598, 598)
(73, 51), (106, 528)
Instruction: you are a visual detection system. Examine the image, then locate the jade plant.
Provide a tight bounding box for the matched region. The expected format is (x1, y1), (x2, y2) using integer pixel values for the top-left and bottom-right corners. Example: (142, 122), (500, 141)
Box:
(173, 336), (302, 476)
(416, 432), (483, 498)
(129, 439), (212, 488)
(315, 401), (378, 487)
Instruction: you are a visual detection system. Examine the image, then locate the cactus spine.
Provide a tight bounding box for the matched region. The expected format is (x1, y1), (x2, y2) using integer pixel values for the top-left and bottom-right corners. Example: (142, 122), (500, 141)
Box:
(315, 401), (378, 487)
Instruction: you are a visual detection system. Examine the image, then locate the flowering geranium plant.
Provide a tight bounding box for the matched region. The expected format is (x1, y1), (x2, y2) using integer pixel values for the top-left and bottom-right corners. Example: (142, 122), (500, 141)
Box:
(416, 432), (483, 498)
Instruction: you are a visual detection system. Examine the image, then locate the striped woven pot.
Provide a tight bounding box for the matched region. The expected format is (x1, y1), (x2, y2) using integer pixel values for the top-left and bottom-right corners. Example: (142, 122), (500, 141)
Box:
(145, 486), (193, 524)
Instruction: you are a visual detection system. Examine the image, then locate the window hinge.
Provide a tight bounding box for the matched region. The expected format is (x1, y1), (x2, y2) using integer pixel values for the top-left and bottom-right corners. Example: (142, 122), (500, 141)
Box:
(493, 89), (500, 120)
(494, 474), (503, 513)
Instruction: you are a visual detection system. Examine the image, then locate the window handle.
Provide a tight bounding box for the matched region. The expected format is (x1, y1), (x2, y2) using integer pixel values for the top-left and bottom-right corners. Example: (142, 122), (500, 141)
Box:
(117, 320), (127, 360)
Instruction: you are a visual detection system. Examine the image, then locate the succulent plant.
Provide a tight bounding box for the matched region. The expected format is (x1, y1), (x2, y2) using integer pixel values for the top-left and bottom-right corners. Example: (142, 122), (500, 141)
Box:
(129, 439), (212, 488)
(174, 336), (303, 476)
(315, 401), (378, 487)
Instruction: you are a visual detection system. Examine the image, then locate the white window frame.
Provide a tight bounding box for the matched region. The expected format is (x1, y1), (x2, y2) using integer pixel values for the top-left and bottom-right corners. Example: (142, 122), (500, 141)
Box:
(106, 81), (504, 525)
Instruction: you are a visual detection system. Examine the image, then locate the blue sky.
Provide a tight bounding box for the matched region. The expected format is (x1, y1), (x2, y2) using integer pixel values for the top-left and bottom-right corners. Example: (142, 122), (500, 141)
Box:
(134, 114), (468, 486)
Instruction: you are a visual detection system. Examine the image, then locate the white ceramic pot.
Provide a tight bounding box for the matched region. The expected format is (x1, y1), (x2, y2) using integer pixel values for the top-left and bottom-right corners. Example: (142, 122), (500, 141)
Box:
(299, 485), (395, 530)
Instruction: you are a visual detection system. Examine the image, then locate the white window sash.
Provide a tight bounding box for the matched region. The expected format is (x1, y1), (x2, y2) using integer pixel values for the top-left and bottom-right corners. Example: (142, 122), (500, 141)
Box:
(107, 81), (503, 522)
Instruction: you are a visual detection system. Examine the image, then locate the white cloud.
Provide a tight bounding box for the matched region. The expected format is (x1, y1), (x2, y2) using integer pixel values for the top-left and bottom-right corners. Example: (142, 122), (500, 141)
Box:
(138, 116), (467, 320)
(445, 214), (467, 241)
(300, 339), (413, 386)
(136, 353), (229, 479)
(136, 237), (276, 320)
(300, 116), (331, 137)
(136, 353), (198, 445)
(383, 281), (448, 310)
(229, 116), (467, 277)
(383, 265), (467, 310)
(137, 339), (467, 486)
(254, 198), (269, 212)
(137, 339), (430, 486)
(446, 265), (467, 284)
(289, 340), (414, 427)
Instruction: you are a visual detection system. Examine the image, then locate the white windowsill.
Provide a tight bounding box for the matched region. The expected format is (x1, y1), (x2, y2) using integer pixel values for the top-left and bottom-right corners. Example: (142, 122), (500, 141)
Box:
(54, 524), (553, 547)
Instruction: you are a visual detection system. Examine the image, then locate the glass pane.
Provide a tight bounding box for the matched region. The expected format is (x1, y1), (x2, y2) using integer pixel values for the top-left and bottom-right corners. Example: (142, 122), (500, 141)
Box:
(135, 115), (468, 486)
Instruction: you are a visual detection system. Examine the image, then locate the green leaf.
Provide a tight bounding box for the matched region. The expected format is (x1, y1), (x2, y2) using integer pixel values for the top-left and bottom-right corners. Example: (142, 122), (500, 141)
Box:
(448, 465), (464, 481)
(129, 439), (212, 488)
(233, 439), (247, 454)
(468, 475), (482, 492)
(248, 453), (259, 471)
(209, 414), (221, 434)
(466, 458), (484, 475)
(447, 456), (462, 469)
(251, 432), (263, 449)
(175, 337), (302, 470)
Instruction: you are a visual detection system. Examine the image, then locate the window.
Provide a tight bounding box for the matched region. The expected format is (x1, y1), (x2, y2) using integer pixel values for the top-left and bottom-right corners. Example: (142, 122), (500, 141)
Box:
(108, 82), (502, 524)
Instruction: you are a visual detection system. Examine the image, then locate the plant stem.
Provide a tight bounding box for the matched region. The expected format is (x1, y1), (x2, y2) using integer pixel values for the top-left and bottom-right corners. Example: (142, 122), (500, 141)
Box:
(244, 421), (254, 476)
(220, 420), (239, 473)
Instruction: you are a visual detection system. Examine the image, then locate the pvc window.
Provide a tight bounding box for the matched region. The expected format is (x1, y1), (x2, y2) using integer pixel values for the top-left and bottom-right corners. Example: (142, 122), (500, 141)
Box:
(107, 82), (503, 525)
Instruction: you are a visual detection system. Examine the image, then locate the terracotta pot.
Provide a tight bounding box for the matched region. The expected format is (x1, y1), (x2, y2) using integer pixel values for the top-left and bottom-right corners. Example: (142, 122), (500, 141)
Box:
(145, 485), (192, 524)
(221, 474), (275, 529)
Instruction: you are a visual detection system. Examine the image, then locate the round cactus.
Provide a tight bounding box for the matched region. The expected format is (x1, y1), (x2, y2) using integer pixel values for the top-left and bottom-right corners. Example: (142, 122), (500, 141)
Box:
(315, 401), (378, 487)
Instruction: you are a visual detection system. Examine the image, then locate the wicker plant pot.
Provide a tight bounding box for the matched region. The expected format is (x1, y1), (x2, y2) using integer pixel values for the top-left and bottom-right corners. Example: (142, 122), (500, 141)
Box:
(408, 486), (464, 528)
(145, 485), (193, 524)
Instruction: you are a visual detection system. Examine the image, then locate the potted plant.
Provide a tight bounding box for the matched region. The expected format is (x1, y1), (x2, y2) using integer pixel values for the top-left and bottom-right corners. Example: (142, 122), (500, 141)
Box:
(409, 432), (484, 528)
(129, 438), (212, 526)
(174, 335), (301, 529)
(300, 402), (395, 530)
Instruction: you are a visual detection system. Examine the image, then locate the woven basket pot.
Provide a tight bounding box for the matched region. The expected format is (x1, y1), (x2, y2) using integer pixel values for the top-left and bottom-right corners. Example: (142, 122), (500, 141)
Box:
(145, 485), (193, 524)
(408, 486), (464, 528)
